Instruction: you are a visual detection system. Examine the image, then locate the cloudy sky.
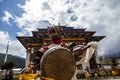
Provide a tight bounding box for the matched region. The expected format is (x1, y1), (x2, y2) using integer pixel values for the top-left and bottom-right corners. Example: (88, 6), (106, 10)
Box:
(0, 0), (120, 58)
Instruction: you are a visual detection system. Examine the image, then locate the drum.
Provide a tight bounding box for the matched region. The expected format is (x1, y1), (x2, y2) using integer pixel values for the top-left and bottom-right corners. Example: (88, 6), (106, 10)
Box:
(40, 47), (76, 80)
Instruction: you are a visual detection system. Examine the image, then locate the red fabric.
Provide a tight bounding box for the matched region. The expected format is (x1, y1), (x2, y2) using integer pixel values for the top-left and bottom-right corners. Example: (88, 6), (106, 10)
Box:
(44, 46), (49, 50)
(52, 37), (62, 44)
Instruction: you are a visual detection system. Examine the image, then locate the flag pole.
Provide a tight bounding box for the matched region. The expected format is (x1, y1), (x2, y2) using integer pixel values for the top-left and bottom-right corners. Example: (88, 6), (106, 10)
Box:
(4, 41), (9, 63)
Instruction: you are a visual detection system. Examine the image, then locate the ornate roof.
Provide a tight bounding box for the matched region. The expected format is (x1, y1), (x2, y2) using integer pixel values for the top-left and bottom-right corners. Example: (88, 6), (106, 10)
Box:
(17, 26), (105, 49)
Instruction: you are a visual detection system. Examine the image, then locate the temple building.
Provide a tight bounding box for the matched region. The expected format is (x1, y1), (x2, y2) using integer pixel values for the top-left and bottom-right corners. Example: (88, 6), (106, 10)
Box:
(17, 25), (105, 71)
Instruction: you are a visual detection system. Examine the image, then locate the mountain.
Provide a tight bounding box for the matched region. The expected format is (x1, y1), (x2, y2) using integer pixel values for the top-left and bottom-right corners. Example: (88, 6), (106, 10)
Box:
(0, 54), (25, 69)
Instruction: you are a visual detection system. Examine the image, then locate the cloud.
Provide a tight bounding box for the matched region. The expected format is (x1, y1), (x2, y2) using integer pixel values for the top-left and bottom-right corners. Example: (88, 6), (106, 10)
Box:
(15, 0), (120, 34)
(2, 10), (14, 25)
(105, 0), (120, 9)
(99, 32), (120, 56)
(16, 20), (52, 36)
(0, 31), (26, 58)
(15, 0), (109, 34)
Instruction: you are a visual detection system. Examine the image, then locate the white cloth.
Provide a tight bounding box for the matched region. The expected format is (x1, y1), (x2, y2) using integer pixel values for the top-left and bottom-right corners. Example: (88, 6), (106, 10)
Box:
(85, 41), (98, 63)
(71, 68), (77, 80)
(72, 41), (98, 80)
(48, 44), (62, 49)
(77, 41), (98, 64)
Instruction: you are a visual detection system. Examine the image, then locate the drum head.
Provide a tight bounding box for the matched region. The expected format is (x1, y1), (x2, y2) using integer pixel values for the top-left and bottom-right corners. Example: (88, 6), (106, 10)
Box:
(40, 47), (76, 80)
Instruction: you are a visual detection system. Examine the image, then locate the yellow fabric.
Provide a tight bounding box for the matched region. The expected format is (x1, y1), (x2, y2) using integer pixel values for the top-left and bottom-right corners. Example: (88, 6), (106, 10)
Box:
(100, 71), (107, 76)
(85, 72), (91, 79)
(111, 70), (118, 76)
(19, 73), (38, 80)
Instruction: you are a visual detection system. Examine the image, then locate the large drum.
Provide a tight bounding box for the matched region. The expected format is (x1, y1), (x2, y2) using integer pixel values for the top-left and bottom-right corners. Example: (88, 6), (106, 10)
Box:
(40, 47), (76, 80)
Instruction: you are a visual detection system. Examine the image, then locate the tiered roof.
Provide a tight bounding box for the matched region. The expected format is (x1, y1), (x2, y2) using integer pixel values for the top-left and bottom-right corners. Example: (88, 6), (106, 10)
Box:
(17, 26), (105, 50)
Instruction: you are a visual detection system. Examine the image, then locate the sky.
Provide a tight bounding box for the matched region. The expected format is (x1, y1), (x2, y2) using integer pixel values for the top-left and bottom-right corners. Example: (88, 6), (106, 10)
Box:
(0, 0), (120, 58)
